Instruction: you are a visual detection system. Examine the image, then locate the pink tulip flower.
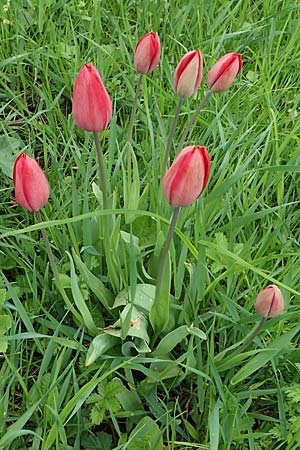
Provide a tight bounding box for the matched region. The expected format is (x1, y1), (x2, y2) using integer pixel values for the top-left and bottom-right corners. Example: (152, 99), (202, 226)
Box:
(173, 50), (203, 97)
(162, 145), (210, 207)
(134, 31), (160, 74)
(72, 63), (112, 132)
(255, 284), (284, 318)
(206, 52), (242, 93)
(13, 153), (49, 212)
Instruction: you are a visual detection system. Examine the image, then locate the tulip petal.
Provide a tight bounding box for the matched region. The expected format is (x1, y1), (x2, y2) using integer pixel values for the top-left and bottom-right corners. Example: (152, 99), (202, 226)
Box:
(72, 64), (112, 132)
(134, 32), (160, 74)
(206, 53), (242, 93)
(163, 146), (210, 207)
(13, 153), (49, 212)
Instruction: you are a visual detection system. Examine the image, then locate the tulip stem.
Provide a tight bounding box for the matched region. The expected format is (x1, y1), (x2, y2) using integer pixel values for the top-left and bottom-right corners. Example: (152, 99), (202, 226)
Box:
(217, 316), (268, 365)
(178, 90), (212, 148)
(161, 97), (185, 177)
(236, 316), (268, 354)
(36, 211), (82, 322)
(150, 206), (180, 342)
(93, 132), (109, 210)
(127, 73), (144, 144)
(93, 133), (119, 291)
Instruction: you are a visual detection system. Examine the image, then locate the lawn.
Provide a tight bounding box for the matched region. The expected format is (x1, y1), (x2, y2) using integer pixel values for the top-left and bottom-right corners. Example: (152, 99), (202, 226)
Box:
(1, 0), (300, 449)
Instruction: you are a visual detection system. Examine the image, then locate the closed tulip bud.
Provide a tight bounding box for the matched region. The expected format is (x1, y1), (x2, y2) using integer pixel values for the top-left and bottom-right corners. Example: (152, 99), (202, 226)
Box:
(255, 285), (284, 318)
(206, 52), (242, 93)
(13, 153), (49, 212)
(134, 31), (160, 74)
(162, 145), (210, 207)
(173, 50), (203, 97)
(72, 63), (112, 132)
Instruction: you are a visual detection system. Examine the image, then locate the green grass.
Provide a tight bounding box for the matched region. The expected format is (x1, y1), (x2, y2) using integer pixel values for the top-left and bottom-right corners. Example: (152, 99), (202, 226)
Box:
(1, 0), (300, 449)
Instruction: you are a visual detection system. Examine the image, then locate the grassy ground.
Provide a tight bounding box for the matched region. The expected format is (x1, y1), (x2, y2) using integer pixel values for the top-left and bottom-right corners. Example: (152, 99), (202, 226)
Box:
(1, 0), (300, 449)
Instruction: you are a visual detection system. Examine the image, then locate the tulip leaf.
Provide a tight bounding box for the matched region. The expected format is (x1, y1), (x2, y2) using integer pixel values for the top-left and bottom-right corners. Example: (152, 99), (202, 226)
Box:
(122, 339), (151, 356)
(113, 283), (156, 313)
(127, 416), (163, 450)
(107, 304), (149, 343)
(151, 325), (191, 357)
(85, 334), (120, 367)
(151, 325), (206, 357)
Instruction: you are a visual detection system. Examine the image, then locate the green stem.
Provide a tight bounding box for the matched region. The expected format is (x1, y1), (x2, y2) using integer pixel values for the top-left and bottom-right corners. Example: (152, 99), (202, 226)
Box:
(93, 132), (109, 210)
(237, 316), (268, 354)
(151, 207), (180, 342)
(93, 134), (119, 291)
(127, 73), (143, 144)
(36, 210), (81, 322)
(216, 316), (268, 365)
(161, 97), (185, 177)
(178, 90), (212, 148)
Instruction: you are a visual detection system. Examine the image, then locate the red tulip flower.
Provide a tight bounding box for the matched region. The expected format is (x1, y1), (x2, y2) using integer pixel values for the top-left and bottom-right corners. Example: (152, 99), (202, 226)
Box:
(206, 52), (242, 93)
(255, 285), (284, 318)
(162, 146), (210, 207)
(134, 31), (160, 74)
(13, 153), (49, 212)
(72, 63), (112, 132)
(173, 50), (203, 97)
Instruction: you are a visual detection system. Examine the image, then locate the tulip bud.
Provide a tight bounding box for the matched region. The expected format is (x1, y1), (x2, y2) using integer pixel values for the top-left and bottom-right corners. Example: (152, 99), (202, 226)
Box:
(206, 52), (242, 93)
(72, 63), (112, 132)
(255, 285), (284, 318)
(13, 153), (49, 212)
(162, 145), (210, 207)
(173, 50), (203, 97)
(134, 31), (160, 74)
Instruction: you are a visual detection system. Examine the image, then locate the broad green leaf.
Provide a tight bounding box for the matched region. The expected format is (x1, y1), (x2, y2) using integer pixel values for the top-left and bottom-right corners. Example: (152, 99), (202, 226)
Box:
(117, 305), (150, 342)
(122, 339), (151, 356)
(151, 325), (206, 357)
(149, 360), (182, 381)
(151, 325), (190, 356)
(114, 284), (155, 313)
(189, 326), (207, 340)
(127, 416), (163, 450)
(85, 334), (120, 367)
